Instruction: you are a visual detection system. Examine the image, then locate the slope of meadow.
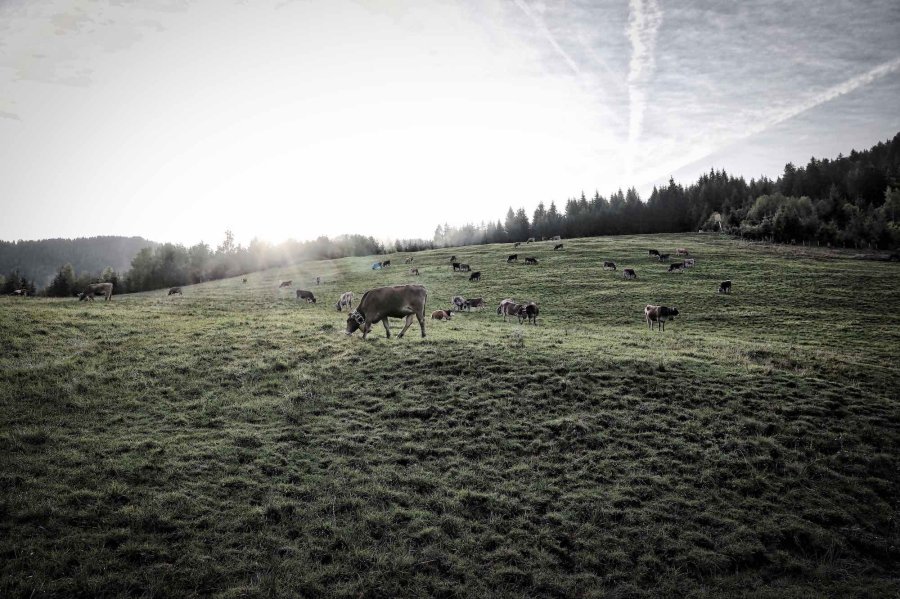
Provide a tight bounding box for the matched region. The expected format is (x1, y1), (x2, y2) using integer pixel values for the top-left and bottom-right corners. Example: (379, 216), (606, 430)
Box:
(1, 233), (898, 598)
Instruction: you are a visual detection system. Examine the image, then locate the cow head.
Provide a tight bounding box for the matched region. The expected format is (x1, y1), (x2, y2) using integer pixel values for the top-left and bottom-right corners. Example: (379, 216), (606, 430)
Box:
(346, 310), (366, 335)
(666, 307), (679, 317)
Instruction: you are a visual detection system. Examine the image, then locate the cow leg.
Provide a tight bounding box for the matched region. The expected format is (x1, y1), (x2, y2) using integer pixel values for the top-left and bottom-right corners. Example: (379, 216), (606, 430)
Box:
(382, 319), (392, 338)
(398, 314), (414, 338)
(416, 309), (426, 337)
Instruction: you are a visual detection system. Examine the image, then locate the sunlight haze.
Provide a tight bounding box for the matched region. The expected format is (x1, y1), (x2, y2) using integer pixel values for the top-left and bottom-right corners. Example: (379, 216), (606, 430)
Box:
(1, 0), (898, 245)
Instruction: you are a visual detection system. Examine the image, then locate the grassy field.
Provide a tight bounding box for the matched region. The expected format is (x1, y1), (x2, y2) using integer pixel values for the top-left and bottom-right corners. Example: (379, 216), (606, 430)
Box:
(1, 233), (898, 598)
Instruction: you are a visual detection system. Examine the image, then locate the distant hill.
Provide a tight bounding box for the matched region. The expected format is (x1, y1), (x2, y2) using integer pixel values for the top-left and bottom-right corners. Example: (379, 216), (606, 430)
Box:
(0, 236), (157, 287)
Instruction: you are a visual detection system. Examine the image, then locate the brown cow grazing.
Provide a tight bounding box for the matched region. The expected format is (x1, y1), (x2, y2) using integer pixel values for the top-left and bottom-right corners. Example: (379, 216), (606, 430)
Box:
(279, 280), (292, 288)
(79, 282), (113, 301)
(645, 305), (679, 331)
(524, 257), (538, 265)
(668, 262), (685, 273)
(335, 291), (353, 311)
(459, 263), (471, 272)
(168, 287), (183, 296)
(518, 302), (539, 325)
(676, 248), (689, 255)
(296, 290), (317, 303)
(603, 261), (616, 270)
(649, 249), (660, 257)
(464, 297), (485, 310)
(410, 267), (420, 276)
(469, 271), (481, 282)
(452, 262), (461, 271)
(346, 284), (427, 339)
(431, 309), (452, 320)
(623, 268), (637, 279)
(507, 254), (518, 263)
(497, 298), (516, 316)
(719, 280), (732, 294)
(554, 243), (564, 250)
(500, 301), (524, 321)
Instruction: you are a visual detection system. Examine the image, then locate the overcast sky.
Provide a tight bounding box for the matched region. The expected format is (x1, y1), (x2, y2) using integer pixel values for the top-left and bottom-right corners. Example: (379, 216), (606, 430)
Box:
(1, 0), (898, 245)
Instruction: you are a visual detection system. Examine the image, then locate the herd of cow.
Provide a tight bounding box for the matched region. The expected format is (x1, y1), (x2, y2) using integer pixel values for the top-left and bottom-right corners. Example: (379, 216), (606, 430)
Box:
(37, 239), (739, 337)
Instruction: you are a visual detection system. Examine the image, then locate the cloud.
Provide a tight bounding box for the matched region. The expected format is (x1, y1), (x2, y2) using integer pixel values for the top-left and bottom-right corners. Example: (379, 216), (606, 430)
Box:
(643, 55), (900, 185)
(513, 0), (581, 76)
(625, 0), (662, 179)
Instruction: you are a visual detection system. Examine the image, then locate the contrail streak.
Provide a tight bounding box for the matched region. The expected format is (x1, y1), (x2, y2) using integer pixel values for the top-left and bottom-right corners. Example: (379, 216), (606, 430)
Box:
(626, 0), (662, 179)
(646, 56), (900, 185)
(514, 0), (581, 76)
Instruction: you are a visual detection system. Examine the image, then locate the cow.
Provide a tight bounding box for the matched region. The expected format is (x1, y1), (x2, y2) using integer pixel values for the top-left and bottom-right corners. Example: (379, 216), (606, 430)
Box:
(316, 277), (321, 285)
(551, 235), (561, 241)
(554, 244), (564, 250)
(514, 242), (521, 248)
(668, 262), (685, 273)
(279, 280), (292, 288)
(499, 300), (524, 321)
(524, 257), (538, 265)
(649, 249), (660, 257)
(719, 280), (732, 294)
(658, 254), (670, 261)
(381, 260), (391, 268)
(79, 282), (114, 301)
(335, 291), (353, 311)
(346, 284), (427, 339)
(623, 268), (637, 279)
(459, 264), (471, 272)
(405, 257), (414, 264)
(452, 262), (461, 271)
(518, 302), (539, 325)
(296, 290), (317, 303)
(372, 262), (382, 270)
(431, 309), (452, 320)
(526, 237), (535, 243)
(450, 255), (457, 263)
(469, 271), (481, 282)
(410, 268), (420, 276)
(452, 296), (467, 311)
(603, 261), (616, 271)
(676, 248), (689, 256)
(168, 287), (183, 296)
(242, 278), (247, 283)
(464, 297), (485, 310)
(644, 305), (679, 331)
(507, 254), (518, 263)
(684, 258), (696, 268)
(10, 289), (26, 296)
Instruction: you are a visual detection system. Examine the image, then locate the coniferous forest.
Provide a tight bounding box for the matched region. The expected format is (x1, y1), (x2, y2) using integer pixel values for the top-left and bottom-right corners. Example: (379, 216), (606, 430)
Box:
(433, 132), (900, 249)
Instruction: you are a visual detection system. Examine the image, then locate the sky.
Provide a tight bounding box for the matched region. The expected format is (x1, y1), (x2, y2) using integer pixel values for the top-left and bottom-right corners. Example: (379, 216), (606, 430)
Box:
(1, 0), (898, 246)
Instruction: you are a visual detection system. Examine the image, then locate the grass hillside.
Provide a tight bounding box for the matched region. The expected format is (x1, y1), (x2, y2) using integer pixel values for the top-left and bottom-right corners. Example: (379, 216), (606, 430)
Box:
(1, 233), (898, 598)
